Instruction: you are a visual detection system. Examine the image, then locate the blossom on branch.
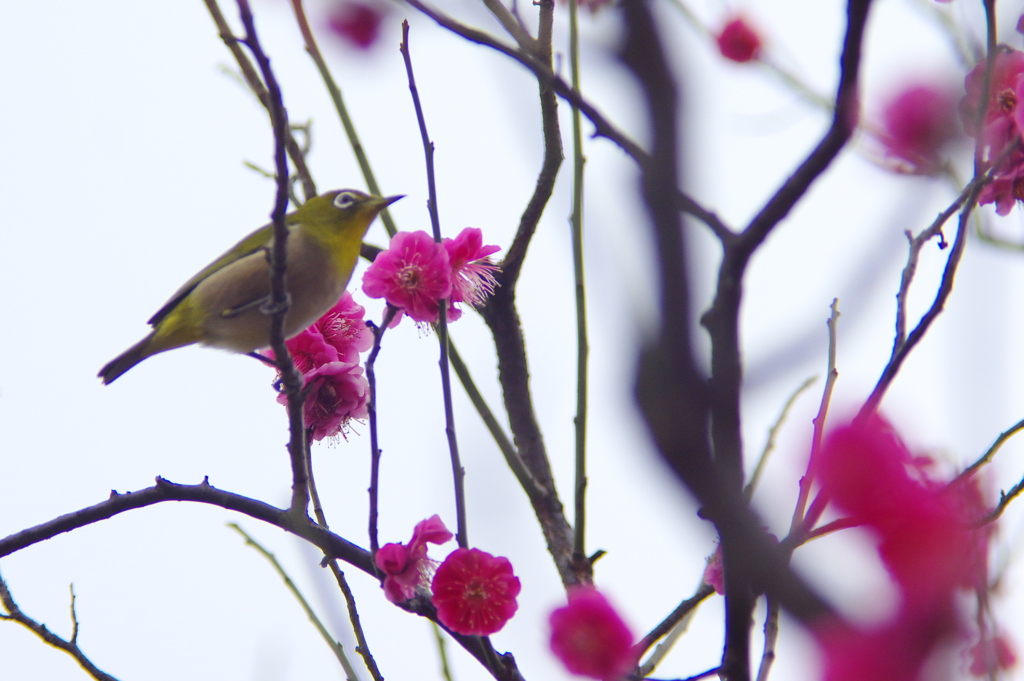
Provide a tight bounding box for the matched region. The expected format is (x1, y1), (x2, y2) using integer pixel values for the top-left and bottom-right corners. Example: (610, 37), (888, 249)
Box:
(363, 228), (500, 326)
(443, 227), (500, 321)
(549, 587), (636, 680)
(268, 292), (372, 440)
(961, 48), (1024, 214)
(376, 515), (453, 603)
(431, 547), (521, 636)
(278, 360), (369, 441)
(362, 230), (452, 325)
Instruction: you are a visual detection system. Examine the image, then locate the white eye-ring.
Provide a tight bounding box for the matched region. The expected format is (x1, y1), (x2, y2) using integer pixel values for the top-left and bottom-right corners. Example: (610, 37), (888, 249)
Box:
(334, 191), (358, 209)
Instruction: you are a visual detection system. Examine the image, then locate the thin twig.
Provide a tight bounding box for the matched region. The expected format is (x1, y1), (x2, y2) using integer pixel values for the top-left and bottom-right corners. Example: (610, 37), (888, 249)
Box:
(637, 583), (714, 676)
(432, 621), (455, 681)
(754, 596), (781, 681)
(448, 341), (543, 499)
(402, 0), (733, 242)
(229, 524), (362, 681)
(367, 306), (398, 555)
(201, 0), (317, 202)
(0, 571), (119, 681)
(235, 0), (310, 518)
(982, 474), (1024, 525)
(744, 376), (817, 500)
(790, 301), (840, 535)
(306, 442), (384, 681)
(636, 584), (715, 659)
(400, 20), (468, 548)
(803, 517), (862, 541)
(957, 417), (1024, 483)
(568, 0), (590, 563)
(290, 0), (398, 237)
(859, 178), (987, 418)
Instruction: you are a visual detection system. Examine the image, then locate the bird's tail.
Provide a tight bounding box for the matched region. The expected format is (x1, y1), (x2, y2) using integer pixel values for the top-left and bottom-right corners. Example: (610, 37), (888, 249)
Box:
(98, 334), (157, 385)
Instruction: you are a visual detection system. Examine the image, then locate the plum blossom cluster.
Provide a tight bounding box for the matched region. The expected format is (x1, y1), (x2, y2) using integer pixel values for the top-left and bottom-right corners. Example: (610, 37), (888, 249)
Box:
(813, 417), (1013, 681)
(960, 48), (1024, 214)
(362, 227), (500, 327)
(376, 516), (521, 636)
(270, 292), (371, 441)
(549, 587), (636, 681)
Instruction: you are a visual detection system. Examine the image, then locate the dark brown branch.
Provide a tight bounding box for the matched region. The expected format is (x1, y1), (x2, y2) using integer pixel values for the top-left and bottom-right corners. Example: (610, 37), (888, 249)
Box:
(0, 478), (374, 572)
(754, 597), (780, 681)
(0, 573), (119, 681)
(235, 0), (310, 517)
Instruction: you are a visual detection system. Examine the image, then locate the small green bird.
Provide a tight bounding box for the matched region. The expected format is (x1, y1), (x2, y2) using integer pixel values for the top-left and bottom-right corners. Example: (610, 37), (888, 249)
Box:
(99, 189), (400, 384)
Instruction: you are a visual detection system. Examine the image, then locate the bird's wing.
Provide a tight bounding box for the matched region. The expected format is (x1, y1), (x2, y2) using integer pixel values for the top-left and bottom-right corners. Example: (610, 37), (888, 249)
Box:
(147, 223), (274, 326)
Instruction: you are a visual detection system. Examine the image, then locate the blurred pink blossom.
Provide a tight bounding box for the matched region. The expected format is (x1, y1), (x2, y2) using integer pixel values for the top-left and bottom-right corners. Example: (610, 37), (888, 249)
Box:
(326, 1), (385, 50)
(878, 82), (960, 173)
(716, 16), (762, 63)
(549, 587), (636, 680)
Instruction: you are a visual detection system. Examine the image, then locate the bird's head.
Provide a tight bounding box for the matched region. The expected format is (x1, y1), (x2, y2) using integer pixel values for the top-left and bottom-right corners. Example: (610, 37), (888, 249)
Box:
(293, 189), (403, 237)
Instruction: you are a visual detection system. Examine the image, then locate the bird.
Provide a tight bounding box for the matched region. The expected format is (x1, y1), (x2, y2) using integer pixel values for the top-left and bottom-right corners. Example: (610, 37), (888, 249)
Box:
(99, 189), (401, 384)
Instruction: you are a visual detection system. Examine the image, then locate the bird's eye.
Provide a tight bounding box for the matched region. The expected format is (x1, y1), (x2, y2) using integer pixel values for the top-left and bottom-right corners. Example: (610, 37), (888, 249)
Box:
(334, 192), (358, 209)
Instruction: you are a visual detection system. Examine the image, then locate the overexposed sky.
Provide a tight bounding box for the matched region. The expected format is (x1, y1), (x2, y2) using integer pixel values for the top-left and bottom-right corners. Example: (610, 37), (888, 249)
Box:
(4, 1), (1024, 680)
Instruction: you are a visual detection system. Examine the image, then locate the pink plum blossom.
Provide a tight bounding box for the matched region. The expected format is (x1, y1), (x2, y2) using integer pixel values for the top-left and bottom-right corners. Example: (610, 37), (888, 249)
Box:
(813, 416), (994, 681)
(968, 633), (1017, 676)
(376, 515), (453, 603)
(431, 548), (521, 636)
(316, 292), (372, 363)
(277, 361), (369, 441)
(443, 227), (500, 320)
(878, 82), (960, 173)
(961, 49), (1024, 213)
(362, 230), (452, 325)
(326, 1), (385, 50)
(549, 587), (636, 680)
(702, 545), (724, 594)
(716, 17), (762, 63)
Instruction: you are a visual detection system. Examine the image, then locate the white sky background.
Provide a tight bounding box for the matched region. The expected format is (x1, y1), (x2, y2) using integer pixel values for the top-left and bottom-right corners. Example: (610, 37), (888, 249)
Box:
(4, 0), (1024, 680)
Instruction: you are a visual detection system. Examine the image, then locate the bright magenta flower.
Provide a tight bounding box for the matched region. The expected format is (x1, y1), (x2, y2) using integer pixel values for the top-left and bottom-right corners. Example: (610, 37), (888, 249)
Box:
(716, 17), (762, 63)
(443, 227), (500, 320)
(549, 587), (635, 680)
(327, 1), (385, 50)
(431, 548), (521, 636)
(961, 49), (1024, 214)
(376, 515), (453, 604)
(814, 417), (994, 681)
(362, 231), (452, 325)
(702, 545), (724, 594)
(316, 292), (372, 363)
(879, 82), (960, 173)
(277, 361), (369, 441)
(968, 633), (1017, 676)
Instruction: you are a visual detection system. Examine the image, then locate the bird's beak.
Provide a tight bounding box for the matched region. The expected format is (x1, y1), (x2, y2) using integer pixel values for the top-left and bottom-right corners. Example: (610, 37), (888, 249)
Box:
(382, 194), (404, 206)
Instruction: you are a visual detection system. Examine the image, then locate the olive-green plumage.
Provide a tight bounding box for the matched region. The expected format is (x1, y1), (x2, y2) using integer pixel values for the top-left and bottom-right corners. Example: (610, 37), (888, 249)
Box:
(99, 189), (400, 384)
